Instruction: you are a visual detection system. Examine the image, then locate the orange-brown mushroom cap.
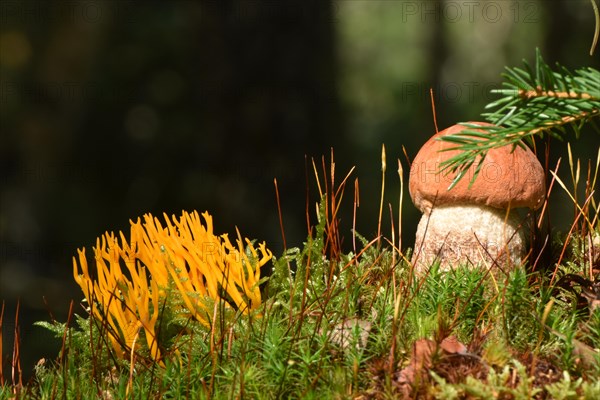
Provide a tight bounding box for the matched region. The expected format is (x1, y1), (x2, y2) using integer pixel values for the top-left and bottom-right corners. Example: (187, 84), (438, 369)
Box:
(409, 122), (545, 214)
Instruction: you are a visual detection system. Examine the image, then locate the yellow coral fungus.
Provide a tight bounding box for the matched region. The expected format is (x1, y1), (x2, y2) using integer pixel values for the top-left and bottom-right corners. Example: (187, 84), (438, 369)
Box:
(73, 210), (272, 363)
(73, 233), (161, 362)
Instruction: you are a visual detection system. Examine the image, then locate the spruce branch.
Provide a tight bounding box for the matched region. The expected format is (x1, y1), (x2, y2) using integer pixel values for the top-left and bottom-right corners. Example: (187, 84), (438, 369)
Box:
(439, 49), (600, 189)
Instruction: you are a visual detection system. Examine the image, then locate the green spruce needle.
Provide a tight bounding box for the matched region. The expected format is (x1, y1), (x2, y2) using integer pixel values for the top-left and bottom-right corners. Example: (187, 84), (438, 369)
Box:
(438, 49), (600, 189)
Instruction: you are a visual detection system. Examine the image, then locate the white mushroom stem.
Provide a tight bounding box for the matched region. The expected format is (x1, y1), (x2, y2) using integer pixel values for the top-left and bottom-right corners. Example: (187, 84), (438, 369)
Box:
(412, 204), (526, 272)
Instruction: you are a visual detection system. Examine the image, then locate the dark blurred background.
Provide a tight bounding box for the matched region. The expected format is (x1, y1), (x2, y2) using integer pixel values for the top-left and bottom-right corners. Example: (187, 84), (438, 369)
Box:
(1, 0), (599, 381)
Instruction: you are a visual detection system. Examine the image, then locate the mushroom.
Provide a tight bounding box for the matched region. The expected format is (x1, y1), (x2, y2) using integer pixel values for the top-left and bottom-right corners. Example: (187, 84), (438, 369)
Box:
(409, 122), (545, 273)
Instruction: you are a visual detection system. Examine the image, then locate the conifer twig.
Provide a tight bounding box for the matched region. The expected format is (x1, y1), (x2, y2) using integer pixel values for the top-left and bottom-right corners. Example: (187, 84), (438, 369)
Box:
(439, 49), (600, 188)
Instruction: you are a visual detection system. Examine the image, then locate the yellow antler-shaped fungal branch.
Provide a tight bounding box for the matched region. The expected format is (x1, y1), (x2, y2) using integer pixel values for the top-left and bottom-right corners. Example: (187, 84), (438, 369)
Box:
(72, 210), (272, 363)
(73, 233), (161, 362)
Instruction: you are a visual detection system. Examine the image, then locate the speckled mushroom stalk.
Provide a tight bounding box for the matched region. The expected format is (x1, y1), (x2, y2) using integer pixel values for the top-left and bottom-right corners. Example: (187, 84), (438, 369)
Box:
(409, 122), (545, 273)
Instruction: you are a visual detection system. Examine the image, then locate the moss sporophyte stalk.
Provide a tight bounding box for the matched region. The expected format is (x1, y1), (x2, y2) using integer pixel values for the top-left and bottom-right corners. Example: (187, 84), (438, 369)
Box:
(72, 210), (272, 364)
